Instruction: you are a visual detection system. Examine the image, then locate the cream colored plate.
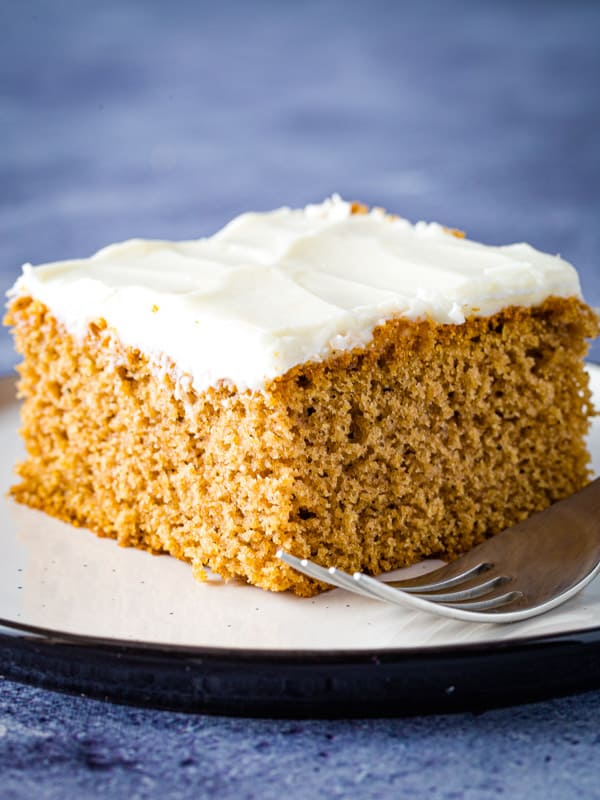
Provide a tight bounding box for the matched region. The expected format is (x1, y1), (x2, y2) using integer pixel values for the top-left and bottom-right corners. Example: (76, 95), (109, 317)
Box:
(1, 367), (599, 652)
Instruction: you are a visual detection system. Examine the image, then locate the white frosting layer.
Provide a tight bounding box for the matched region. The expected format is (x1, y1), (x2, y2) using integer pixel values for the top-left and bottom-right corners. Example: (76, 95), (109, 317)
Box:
(11, 195), (582, 392)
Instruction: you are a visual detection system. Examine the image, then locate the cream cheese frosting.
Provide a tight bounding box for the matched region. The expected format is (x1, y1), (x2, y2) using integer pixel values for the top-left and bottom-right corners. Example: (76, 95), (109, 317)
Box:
(10, 195), (582, 392)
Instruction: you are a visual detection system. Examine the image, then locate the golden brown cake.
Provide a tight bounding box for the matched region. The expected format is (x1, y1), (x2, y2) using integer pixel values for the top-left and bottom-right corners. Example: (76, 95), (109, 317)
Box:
(5, 197), (599, 596)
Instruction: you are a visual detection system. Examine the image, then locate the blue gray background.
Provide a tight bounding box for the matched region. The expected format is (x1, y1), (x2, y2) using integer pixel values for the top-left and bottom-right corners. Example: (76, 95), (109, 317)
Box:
(2, 0), (599, 361)
(2, 1), (600, 797)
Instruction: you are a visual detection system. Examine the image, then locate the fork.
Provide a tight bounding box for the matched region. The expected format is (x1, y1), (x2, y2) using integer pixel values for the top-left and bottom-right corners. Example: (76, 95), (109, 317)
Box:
(277, 477), (600, 623)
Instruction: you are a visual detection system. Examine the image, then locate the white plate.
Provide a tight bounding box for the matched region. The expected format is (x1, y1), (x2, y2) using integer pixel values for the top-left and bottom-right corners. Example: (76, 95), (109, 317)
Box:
(2, 369), (600, 717)
(1, 367), (599, 653)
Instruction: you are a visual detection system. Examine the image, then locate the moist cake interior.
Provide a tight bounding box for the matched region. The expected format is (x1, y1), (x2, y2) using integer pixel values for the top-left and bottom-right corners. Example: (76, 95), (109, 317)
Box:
(6, 293), (598, 596)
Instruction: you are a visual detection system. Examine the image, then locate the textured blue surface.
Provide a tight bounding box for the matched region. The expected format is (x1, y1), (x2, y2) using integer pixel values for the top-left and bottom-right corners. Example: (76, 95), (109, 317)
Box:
(2, 2), (600, 797)
(2, 678), (600, 800)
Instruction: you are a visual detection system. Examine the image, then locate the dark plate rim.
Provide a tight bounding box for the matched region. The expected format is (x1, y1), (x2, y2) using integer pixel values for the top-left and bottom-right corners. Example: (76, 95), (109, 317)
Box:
(3, 611), (600, 719)
(2, 612), (600, 664)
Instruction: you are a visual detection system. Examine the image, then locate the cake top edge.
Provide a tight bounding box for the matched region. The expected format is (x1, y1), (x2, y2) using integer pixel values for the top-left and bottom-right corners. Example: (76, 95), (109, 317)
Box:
(9, 195), (584, 392)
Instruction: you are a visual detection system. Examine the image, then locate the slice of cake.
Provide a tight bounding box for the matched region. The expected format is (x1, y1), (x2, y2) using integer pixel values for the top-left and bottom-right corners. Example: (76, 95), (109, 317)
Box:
(5, 196), (599, 596)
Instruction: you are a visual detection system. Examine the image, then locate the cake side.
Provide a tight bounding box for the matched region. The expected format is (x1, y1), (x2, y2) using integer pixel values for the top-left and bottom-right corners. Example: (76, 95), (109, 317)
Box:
(270, 296), (599, 579)
(6, 296), (309, 592)
(6, 294), (598, 596)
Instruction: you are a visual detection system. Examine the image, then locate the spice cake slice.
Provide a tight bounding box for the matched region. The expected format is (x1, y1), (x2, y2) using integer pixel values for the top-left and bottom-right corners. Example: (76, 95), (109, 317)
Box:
(5, 197), (599, 596)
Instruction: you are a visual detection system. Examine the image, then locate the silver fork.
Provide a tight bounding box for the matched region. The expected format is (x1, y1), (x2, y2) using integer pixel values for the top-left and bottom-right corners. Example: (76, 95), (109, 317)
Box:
(277, 477), (600, 623)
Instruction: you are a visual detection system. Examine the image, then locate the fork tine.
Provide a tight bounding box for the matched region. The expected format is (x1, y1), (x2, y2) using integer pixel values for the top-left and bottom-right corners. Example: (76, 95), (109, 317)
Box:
(278, 549), (512, 605)
(326, 567), (379, 599)
(276, 550), (374, 600)
(443, 590), (524, 611)
(352, 571), (450, 612)
(405, 574), (512, 603)
(355, 572), (523, 615)
(387, 562), (493, 593)
(278, 547), (600, 623)
(278, 550), (517, 608)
